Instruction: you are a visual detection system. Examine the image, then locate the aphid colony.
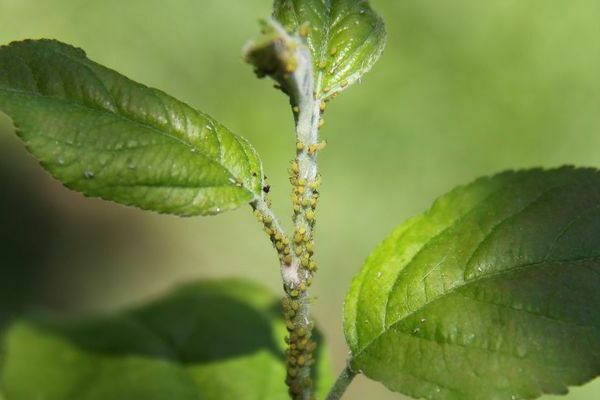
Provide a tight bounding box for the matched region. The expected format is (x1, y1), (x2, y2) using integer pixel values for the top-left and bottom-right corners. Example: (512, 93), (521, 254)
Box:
(283, 131), (326, 398)
(247, 18), (337, 399)
(282, 296), (318, 398)
(253, 192), (293, 268)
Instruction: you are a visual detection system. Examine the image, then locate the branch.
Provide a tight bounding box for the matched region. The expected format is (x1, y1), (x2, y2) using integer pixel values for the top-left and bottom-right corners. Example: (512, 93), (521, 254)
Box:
(326, 365), (357, 400)
(245, 19), (325, 400)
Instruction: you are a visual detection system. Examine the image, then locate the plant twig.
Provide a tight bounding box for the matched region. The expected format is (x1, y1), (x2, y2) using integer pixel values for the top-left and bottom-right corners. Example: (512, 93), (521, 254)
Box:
(245, 19), (325, 400)
(326, 365), (357, 400)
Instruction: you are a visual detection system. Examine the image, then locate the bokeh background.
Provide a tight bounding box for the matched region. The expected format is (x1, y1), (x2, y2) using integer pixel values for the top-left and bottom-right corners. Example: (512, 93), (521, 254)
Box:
(1, 0), (600, 399)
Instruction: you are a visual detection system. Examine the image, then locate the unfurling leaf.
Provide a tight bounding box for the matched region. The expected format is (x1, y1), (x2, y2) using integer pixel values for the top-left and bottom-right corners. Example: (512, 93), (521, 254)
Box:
(345, 167), (600, 400)
(1, 279), (333, 400)
(0, 40), (263, 217)
(273, 0), (386, 100)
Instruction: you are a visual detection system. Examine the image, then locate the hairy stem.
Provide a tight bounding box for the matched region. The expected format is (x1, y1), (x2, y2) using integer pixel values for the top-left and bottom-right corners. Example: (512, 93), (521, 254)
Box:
(252, 197), (300, 286)
(244, 19), (325, 400)
(325, 366), (357, 400)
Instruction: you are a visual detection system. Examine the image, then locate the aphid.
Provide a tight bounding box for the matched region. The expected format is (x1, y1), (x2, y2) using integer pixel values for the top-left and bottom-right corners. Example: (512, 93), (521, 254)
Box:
(298, 22), (311, 37)
(263, 184), (271, 194)
(330, 47), (337, 56)
(285, 57), (298, 74)
(318, 118), (325, 128)
(283, 255), (293, 264)
(296, 142), (305, 151)
(290, 160), (299, 174)
(306, 210), (315, 221)
(318, 60), (327, 70)
(320, 101), (327, 112)
(341, 79), (349, 88)
(292, 106), (300, 113)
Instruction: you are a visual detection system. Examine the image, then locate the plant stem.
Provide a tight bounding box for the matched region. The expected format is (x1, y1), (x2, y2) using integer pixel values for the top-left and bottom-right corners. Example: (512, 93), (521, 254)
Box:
(244, 20), (324, 400)
(252, 198), (300, 286)
(325, 366), (357, 400)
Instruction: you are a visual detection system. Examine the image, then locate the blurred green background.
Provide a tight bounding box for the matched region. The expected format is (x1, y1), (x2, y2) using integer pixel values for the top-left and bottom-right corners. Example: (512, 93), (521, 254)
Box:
(1, 0), (600, 398)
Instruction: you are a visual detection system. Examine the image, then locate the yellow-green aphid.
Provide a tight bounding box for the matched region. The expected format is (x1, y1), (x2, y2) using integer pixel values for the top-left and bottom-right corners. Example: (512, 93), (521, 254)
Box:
(298, 22), (310, 37)
(290, 160), (299, 174)
(285, 57), (298, 74)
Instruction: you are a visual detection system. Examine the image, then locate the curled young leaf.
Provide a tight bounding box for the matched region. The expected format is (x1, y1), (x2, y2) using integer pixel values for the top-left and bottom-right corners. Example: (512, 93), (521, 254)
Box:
(0, 40), (263, 217)
(1, 279), (333, 400)
(273, 0), (386, 100)
(344, 167), (600, 400)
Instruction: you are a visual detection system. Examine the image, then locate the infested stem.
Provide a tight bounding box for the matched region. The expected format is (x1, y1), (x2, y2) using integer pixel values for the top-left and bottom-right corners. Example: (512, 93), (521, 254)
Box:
(244, 19), (326, 400)
(252, 197), (300, 286)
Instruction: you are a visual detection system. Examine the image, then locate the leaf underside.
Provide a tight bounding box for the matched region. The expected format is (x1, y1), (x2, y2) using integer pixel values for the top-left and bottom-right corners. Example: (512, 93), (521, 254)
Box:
(1, 279), (333, 400)
(0, 39), (263, 217)
(345, 167), (600, 400)
(273, 0), (386, 100)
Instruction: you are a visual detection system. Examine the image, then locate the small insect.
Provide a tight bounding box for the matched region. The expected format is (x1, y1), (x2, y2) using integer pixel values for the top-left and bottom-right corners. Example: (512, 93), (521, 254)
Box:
(263, 184), (271, 193)
(298, 22), (310, 37)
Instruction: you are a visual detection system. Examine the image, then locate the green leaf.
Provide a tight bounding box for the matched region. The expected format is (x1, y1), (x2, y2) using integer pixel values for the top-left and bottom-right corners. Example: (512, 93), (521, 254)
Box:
(273, 0), (386, 100)
(0, 39), (263, 217)
(344, 167), (600, 400)
(1, 279), (333, 400)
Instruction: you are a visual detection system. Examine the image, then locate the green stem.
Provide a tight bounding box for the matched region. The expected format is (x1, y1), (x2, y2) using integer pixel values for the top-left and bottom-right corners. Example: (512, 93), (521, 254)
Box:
(325, 365), (357, 400)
